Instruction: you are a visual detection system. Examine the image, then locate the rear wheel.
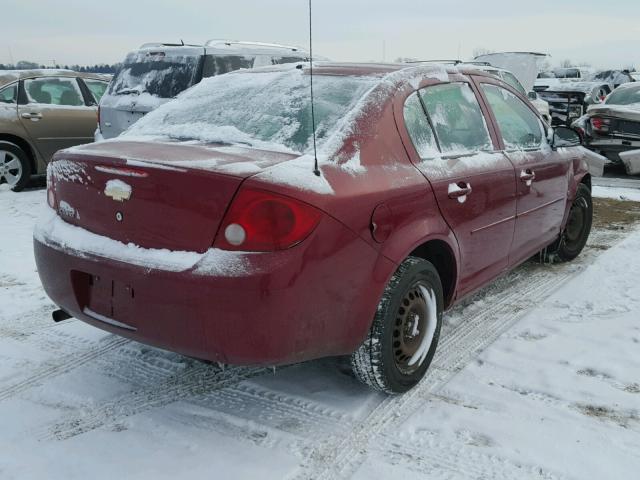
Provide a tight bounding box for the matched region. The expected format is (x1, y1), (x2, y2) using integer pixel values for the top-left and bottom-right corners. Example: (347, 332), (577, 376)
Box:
(0, 142), (31, 192)
(351, 257), (443, 394)
(546, 183), (592, 262)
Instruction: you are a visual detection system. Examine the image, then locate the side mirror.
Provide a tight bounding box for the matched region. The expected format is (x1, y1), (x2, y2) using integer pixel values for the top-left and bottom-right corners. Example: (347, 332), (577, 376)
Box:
(551, 126), (582, 149)
(527, 91), (538, 100)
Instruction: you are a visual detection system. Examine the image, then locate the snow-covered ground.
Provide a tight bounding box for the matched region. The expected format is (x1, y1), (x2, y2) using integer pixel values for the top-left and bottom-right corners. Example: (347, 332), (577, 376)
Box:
(1, 183), (639, 479)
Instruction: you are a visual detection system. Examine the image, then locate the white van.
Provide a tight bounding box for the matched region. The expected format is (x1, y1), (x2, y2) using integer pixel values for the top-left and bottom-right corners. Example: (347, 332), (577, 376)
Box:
(97, 40), (309, 140)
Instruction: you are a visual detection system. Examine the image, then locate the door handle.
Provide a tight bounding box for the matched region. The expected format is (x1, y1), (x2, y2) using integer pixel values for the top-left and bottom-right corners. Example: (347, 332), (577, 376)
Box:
(520, 169), (536, 186)
(21, 112), (43, 120)
(448, 182), (472, 203)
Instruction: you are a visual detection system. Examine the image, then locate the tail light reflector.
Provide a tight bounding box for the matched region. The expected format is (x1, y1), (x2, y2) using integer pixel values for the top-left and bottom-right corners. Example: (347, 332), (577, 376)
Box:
(591, 116), (610, 132)
(214, 188), (322, 251)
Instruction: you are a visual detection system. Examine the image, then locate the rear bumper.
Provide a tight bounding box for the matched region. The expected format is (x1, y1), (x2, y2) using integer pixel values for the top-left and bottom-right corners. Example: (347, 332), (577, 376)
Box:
(34, 212), (393, 366)
(585, 137), (640, 163)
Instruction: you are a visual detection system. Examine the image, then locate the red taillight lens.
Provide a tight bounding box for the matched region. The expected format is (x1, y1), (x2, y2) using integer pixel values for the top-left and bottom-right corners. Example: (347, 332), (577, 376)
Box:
(591, 116), (610, 132)
(215, 188), (322, 251)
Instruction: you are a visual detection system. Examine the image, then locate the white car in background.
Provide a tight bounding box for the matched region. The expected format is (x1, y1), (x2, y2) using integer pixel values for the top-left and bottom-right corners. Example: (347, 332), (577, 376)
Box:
(471, 52), (552, 124)
(97, 40), (310, 140)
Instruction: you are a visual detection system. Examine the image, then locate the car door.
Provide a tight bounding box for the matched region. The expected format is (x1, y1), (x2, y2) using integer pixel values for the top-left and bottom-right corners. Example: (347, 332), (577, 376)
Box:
(401, 81), (517, 297)
(475, 79), (571, 266)
(17, 76), (97, 162)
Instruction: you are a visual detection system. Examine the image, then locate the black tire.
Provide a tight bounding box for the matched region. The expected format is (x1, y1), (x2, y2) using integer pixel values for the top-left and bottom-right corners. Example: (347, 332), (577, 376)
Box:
(546, 183), (593, 262)
(351, 256), (443, 394)
(0, 141), (31, 192)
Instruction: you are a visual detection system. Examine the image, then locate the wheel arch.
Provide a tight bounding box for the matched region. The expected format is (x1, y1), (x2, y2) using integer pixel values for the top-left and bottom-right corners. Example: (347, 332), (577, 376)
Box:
(406, 238), (458, 309)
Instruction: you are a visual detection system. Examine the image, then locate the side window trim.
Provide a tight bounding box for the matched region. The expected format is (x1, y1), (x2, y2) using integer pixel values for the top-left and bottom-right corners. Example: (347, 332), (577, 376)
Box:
(76, 78), (96, 106)
(17, 80), (29, 105)
(416, 87), (443, 153)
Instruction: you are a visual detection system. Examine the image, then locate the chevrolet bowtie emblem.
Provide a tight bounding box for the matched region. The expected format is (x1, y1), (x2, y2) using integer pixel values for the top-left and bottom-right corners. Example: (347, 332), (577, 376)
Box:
(104, 180), (132, 202)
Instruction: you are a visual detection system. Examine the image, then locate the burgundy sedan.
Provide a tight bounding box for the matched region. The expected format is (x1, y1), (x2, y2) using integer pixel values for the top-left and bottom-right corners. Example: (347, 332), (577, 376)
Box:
(34, 63), (592, 393)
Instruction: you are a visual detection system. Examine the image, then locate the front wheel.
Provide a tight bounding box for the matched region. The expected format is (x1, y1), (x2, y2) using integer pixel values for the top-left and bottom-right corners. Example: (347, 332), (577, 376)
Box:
(351, 257), (443, 394)
(546, 183), (593, 262)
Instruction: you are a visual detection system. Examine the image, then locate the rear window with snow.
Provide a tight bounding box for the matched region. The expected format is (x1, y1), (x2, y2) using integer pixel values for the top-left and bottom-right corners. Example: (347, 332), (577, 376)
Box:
(108, 53), (201, 99)
(124, 68), (378, 154)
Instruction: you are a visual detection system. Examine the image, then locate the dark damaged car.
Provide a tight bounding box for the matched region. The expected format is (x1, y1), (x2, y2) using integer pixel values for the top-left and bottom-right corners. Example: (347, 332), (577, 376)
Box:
(573, 82), (640, 173)
(535, 70), (634, 127)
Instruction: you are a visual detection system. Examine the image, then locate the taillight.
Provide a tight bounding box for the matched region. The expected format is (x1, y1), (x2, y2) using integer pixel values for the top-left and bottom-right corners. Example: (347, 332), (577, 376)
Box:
(214, 188), (322, 251)
(591, 116), (610, 132)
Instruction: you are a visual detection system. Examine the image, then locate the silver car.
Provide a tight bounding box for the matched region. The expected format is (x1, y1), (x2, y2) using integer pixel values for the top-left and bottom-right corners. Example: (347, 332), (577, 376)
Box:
(98, 40), (310, 140)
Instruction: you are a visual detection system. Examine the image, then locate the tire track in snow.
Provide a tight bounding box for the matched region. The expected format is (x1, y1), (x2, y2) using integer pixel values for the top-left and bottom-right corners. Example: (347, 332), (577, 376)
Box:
(0, 336), (130, 403)
(293, 231), (630, 479)
(40, 364), (270, 440)
(373, 435), (568, 480)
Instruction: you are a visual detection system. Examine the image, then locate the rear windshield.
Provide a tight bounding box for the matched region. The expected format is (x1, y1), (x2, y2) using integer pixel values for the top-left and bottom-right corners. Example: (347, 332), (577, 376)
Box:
(553, 68), (581, 79)
(125, 68), (377, 154)
(605, 86), (640, 106)
(108, 52), (201, 98)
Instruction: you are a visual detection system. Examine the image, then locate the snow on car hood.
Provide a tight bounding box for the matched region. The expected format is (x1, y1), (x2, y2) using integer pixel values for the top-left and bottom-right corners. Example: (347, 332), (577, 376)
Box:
(474, 52), (546, 92)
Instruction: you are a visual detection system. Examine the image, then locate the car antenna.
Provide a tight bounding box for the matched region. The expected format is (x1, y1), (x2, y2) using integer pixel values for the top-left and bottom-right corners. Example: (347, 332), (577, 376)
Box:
(308, 0), (321, 177)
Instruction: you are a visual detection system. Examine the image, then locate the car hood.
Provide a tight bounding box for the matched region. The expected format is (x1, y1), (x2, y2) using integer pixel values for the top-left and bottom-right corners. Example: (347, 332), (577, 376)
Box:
(474, 52), (546, 92)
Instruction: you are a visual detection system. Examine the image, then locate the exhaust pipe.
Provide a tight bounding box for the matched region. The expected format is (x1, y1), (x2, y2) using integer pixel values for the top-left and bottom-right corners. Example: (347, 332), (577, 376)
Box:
(52, 309), (72, 323)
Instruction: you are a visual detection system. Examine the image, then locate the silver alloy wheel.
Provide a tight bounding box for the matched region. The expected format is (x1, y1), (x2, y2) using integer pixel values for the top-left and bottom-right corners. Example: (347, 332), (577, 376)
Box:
(0, 150), (22, 186)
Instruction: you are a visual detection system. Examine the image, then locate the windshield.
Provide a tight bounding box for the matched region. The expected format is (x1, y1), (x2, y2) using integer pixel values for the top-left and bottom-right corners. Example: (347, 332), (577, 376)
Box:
(108, 52), (201, 98)
(125, 68), (378, 153)
(605, 86), (640, 106)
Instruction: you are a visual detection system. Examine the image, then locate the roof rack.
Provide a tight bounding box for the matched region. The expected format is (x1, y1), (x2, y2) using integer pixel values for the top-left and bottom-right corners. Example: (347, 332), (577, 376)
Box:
(405, 59), (462, 65)
(204, 39), (307, 53)
(138, 42), (202, 49)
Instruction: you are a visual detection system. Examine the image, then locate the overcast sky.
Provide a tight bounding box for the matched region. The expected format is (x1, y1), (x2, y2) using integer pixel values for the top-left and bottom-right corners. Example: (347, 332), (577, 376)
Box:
(4, 0), (640, 69)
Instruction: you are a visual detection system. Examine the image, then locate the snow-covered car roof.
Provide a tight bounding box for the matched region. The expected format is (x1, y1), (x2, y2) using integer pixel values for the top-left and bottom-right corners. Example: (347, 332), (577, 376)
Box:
(542, 82), (607, 95)
(0, 69), (110, 88)
(121, 62), (489, 158)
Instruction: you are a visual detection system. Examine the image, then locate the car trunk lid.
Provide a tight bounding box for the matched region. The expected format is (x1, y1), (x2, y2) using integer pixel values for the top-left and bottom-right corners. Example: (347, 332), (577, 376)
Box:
(49, 140), (298, 253)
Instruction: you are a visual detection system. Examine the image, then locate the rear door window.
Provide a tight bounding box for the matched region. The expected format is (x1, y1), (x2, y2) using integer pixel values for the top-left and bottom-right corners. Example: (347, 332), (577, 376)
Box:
(403, 92), (439, 160)
(420, 83), (493, 155)
(23, 77), (85, 106)
(202, 55), (256, 77)
(481, 84), (543, 150)
(84, 79), (109, 103)
(0, 84), (17, 104)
